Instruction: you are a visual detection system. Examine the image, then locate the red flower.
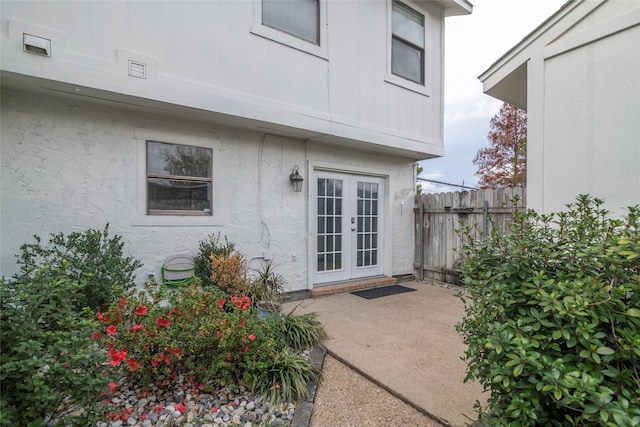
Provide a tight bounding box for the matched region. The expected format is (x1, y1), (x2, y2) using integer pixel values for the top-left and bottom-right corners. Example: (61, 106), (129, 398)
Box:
(63, 362), (70, 368)
(129, 324), (144, 333)
(92, 332), (101, 340)
(157, 317), (171, 327)
(154, 405), (163, 413)
(239, 318), (245, 328)
(134, 306), (148, 315)
(106, 325), (117, 336)
(226, 353), (233, 362)
(141, 413), (148, 420)
(128, 357), (141, 372)
(168, 306), (181, 316)
(217, 299), (225, 309)
(108, 382), (117, 394)
(174, 403), (186, 413)
(248, 334), (256, 341)
(244, 346), (250, 352)
(108, 348), (127, 366)
(167, 347), (182, 355)
(119, 298), (127, 309)
(97, 312), (110, 323)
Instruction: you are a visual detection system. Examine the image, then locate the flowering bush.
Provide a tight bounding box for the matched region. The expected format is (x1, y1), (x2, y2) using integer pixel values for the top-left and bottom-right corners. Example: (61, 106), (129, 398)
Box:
(94, 281), (278, 392)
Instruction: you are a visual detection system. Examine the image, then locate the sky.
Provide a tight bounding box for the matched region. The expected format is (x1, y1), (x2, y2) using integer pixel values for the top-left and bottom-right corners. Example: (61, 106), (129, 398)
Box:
(418, 0), (567, 193)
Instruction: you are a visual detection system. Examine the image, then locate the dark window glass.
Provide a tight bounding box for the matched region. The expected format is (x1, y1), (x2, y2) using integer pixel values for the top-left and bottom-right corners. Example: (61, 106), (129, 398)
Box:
(147, 141), (212, 215)
(391, 1), (425, 84)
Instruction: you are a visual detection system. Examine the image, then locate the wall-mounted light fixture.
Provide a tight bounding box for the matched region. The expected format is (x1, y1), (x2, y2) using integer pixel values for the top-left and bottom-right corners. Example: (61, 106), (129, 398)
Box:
(289, 165), (304, 193)
(23, 34), (51, 57)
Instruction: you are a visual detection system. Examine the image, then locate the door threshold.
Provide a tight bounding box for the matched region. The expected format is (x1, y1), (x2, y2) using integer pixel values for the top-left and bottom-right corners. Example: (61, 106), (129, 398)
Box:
(311, 276), (397, 297)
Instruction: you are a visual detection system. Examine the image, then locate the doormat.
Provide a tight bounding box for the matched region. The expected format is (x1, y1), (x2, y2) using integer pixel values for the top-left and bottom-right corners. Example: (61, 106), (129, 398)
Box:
(351, 285), (416, 300)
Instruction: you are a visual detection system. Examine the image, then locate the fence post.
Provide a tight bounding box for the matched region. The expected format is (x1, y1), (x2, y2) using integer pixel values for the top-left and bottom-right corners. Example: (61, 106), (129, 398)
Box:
(419, 200), (424, 280)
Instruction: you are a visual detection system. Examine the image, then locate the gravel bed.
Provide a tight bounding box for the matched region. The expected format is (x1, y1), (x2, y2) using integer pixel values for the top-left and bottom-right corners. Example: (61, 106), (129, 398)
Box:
(97, 376), (296, 427)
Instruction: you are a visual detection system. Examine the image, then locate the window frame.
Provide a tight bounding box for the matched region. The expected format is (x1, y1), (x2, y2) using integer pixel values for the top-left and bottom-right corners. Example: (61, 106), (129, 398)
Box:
(251, 0), (328, 60)
(146, 140), (213, 216)
(134, 129), (223, 226)
(385, 0), (430, 96)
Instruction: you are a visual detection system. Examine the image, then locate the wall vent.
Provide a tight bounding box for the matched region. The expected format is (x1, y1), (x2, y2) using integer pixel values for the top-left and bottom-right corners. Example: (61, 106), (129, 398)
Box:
(128, 60), (147, 79)
(23, 33), (51, 57)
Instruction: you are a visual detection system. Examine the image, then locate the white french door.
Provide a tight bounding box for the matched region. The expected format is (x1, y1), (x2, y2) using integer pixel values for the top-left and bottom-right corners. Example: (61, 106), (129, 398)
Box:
(313, 171), (385, 285)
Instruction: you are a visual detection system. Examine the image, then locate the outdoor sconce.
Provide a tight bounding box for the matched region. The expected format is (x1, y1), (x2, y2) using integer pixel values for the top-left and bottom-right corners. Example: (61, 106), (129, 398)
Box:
(289, 166), (304, 193)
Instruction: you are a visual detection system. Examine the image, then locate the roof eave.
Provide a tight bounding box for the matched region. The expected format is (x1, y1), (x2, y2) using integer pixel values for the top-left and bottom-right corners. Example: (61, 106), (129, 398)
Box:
(477, 0), (577, 108)
(432, 0), (473, 17)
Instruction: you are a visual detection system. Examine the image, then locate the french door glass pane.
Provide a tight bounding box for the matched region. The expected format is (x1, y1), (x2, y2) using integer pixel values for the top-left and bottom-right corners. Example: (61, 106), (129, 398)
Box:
(317, 178), (343, 273)
(356, 182), (379, 268)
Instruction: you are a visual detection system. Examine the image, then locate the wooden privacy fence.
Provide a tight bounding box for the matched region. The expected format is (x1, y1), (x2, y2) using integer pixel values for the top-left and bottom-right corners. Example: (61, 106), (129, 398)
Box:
(414, 187), (526, 285)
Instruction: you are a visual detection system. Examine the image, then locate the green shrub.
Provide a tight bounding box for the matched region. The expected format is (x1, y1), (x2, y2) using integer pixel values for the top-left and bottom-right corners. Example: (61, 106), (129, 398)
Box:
(456, 195), (640, 426)
(246, 260), (288, 303)
(193, 233), (234, 287)
(250, 347), (320, 406)
(0, 266), (110, 426)
(14, 224), (142, 312)
(272, 310), (326, 351)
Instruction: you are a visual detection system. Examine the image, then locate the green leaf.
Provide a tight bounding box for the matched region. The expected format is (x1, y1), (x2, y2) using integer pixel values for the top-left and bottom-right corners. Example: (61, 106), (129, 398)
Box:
(626, 308), (640, 317)
(596, 347), (615, 355)
(513, 364), (524, 378)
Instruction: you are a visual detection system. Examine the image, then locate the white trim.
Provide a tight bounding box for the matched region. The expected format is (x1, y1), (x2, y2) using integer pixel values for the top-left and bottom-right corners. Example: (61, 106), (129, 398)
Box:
(250, 0), (328, 60)
(133, 128), (224, 227)
(384, 73), (430, 96)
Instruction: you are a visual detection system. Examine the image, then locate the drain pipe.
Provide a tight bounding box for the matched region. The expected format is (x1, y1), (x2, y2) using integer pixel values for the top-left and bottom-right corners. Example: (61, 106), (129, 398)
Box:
(419, 201), (424, 281)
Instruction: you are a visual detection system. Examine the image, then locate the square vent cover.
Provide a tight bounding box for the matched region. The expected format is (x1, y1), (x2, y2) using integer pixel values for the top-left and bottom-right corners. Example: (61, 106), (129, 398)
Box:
(128, 60), (147, 79)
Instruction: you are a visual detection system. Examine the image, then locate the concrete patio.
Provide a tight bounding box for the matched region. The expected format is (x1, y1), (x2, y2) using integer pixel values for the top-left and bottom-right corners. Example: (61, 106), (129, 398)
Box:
(283, 280), (486, 427)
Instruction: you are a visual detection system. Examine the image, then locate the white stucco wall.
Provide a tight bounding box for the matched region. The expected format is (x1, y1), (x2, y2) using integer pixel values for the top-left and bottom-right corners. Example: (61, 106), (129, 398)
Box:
(1, 0), (448, 158)
(0, 90), (416, 289)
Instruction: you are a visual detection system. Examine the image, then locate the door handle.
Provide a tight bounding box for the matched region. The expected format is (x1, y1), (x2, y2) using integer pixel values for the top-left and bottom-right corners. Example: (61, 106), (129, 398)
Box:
(351, 227), (356, 231)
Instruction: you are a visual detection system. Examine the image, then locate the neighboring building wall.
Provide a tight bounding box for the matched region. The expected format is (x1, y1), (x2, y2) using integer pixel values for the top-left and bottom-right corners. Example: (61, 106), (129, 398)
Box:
(482, 0), (640, 217)
(0, 89), (416, 288)
(542, 23), (640, 215)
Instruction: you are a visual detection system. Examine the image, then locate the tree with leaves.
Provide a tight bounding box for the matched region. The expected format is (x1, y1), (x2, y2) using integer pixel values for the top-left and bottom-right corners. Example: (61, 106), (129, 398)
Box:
(473, 102), (527, 188)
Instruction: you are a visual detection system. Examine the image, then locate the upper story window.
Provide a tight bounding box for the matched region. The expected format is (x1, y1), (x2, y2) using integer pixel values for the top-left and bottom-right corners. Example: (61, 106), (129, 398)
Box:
(251, 0), (327, 59)
(391, 1), (425, 85)
(147, 141), (212, 215)
(262, 0), (319, 45)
